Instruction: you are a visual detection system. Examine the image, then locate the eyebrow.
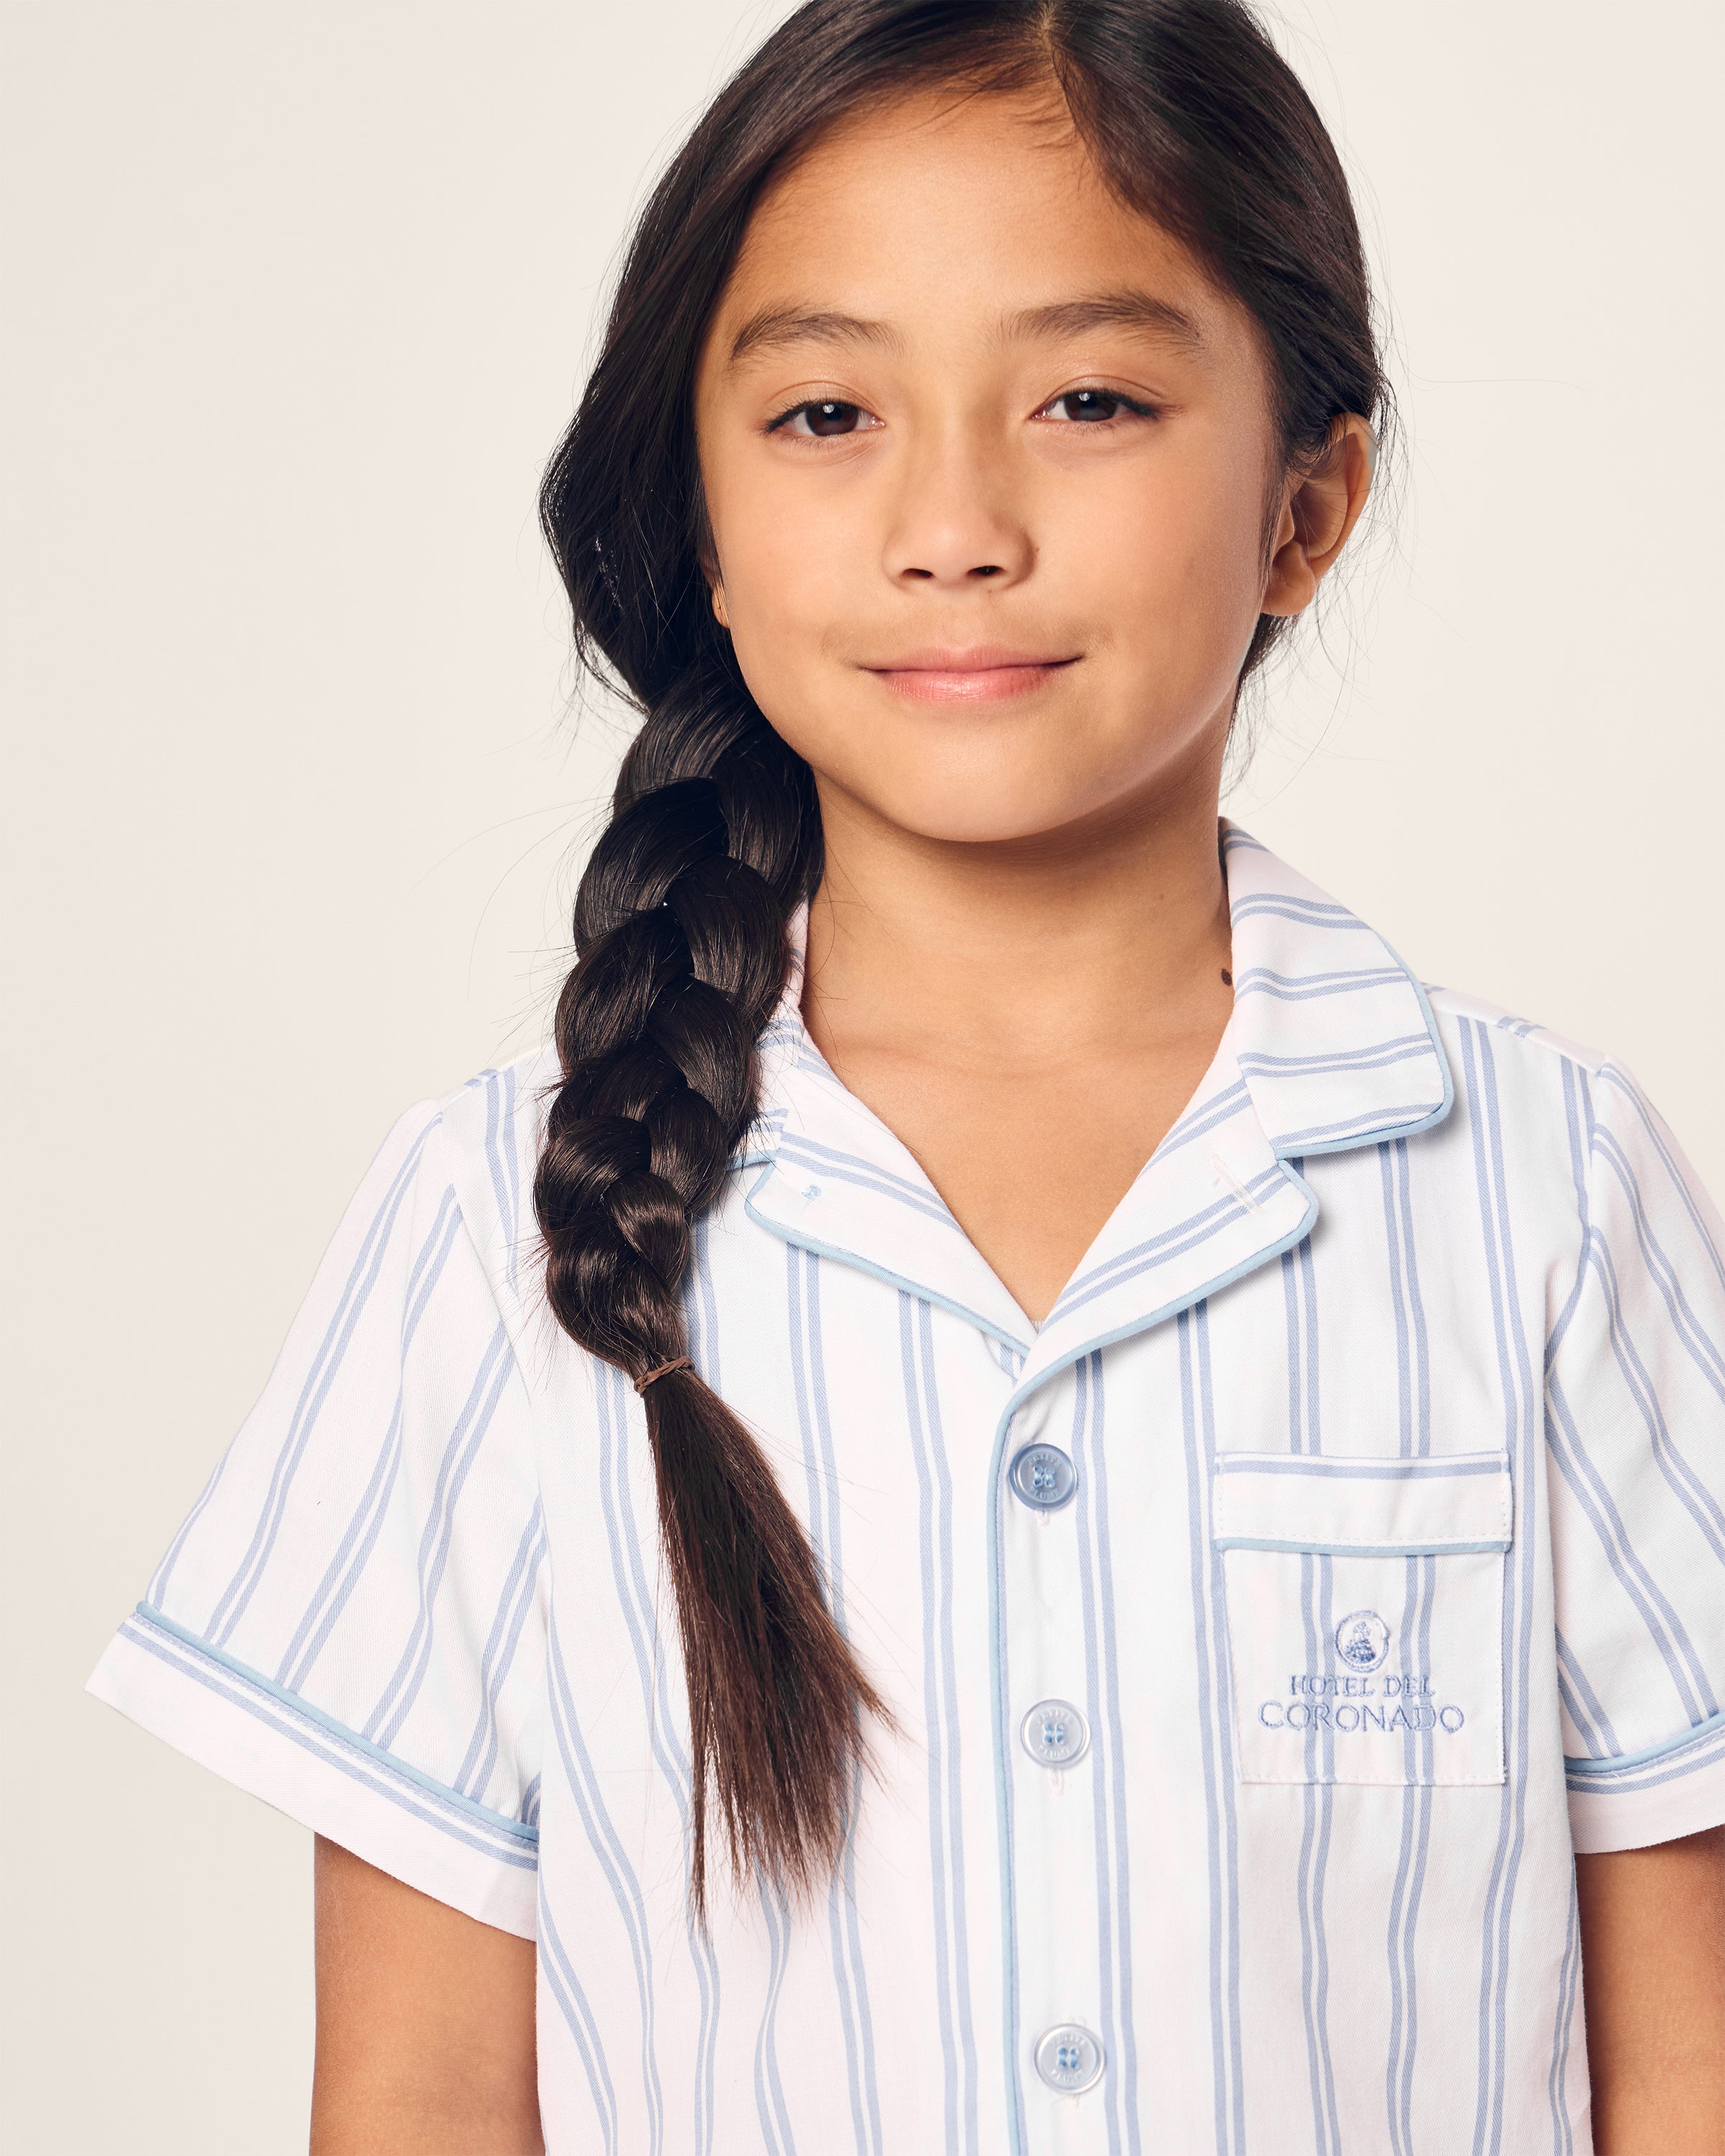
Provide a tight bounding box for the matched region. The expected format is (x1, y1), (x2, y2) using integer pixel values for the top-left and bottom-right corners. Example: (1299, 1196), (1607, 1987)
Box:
(724, 287), (1205, 368)
(727, 307), (905, 367)
(1001, 290), (1205, 351)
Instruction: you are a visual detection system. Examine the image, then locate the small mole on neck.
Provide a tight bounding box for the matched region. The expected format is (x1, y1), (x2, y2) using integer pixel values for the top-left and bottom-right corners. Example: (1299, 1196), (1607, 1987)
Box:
(1220, 968), (1233, 986)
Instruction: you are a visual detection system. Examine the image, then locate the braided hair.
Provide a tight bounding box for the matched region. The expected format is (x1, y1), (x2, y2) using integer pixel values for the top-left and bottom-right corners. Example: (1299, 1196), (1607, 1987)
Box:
(535, 0), (1394, 1915)
(533, 650), (877, 1915)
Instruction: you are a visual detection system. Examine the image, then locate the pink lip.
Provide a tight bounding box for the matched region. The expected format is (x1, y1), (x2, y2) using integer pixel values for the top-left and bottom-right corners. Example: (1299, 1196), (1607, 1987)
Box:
(863, 647), (1080, 705)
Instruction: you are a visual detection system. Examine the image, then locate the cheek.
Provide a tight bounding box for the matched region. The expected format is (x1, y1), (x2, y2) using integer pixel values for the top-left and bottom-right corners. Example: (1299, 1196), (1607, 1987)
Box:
(724, 549), (860, 746)
(732, 538), (855, 656)
(709, 456), (862, 660)
(1080, 451), (1269, 663)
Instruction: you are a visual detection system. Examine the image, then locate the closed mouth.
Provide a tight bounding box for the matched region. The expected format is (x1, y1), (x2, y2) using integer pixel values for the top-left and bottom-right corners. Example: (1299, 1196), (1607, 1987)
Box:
(860, 649), (1080, 703)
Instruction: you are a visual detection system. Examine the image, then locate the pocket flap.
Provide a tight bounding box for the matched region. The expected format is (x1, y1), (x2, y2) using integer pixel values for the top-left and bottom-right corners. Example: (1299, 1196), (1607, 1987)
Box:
(1212, 1452), (1512, 1554)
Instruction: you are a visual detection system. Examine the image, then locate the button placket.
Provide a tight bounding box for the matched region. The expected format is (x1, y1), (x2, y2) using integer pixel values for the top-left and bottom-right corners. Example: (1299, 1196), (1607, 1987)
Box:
(1001, 1390), (1105, 2140)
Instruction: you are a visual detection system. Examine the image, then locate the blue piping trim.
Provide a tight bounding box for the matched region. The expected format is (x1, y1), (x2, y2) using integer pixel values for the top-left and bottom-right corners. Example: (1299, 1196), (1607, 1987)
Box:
(1008, 1166), (1320, 1405)
(1214, 1537), (1512, 1556)
(1263, 952), (1455, 1162)
(1214, 1454), (1505, 1480)
(130, 1603), (540, 1846)
(986, 1158), (1320, 2156)
(1564, 1705), (1725, 1779)
(742, 1164), (1033, 1354)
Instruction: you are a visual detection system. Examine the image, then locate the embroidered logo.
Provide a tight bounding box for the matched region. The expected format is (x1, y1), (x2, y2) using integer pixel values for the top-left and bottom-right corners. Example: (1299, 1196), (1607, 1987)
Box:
(1257, 1608), (1468, 1737)
(1334, 1609), (1390, 1673)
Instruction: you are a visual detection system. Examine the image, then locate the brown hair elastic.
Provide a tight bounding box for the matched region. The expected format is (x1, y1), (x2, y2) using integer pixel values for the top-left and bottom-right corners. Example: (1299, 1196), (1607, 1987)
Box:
(634, 1356), (694, 1395)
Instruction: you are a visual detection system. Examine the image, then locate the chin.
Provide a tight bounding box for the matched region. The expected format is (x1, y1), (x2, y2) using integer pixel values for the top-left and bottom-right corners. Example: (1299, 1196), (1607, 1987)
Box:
(852, 775), (1108, 849)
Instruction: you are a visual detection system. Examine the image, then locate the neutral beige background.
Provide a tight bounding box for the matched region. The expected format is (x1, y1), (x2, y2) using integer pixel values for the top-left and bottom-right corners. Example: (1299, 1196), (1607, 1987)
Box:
(3, 1), (1720, 2149)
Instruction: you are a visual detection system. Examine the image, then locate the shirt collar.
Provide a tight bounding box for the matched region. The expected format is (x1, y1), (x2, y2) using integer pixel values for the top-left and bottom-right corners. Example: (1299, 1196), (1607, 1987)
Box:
(1218, 823), (1451, 1155)
(737, 820), (1450, 1383)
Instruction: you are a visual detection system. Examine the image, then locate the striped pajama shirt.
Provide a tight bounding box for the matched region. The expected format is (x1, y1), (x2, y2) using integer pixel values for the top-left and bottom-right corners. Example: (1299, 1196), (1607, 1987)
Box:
(91, 821), (1725, 2153)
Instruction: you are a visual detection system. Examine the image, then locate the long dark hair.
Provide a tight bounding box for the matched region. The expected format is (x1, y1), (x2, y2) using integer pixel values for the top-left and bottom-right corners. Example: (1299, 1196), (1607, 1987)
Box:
(535, 0), (1391, 1917)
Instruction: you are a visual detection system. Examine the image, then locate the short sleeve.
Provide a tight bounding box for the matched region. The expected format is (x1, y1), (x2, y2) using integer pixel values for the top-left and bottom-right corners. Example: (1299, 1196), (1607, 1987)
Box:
(87, 1097), (547, 1936)
(1547, 1059), (1725, 1853)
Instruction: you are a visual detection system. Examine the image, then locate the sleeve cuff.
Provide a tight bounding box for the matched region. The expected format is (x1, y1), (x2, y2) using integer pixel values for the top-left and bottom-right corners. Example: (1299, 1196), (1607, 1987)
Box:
(1567, 1714), (1725, 1853)
(87, 1604), (538, 1938)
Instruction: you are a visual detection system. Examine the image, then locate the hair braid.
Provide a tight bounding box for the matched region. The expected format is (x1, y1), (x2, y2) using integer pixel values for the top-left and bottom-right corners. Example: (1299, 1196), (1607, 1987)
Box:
(534, 651), (881, 1917)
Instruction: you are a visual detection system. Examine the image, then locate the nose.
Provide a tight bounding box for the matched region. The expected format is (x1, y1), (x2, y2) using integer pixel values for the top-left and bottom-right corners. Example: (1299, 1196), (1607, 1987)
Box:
(880, 430), (1034, 591)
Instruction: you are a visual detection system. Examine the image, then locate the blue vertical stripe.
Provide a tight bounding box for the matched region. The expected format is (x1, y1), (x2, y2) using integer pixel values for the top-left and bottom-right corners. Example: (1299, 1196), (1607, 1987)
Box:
(1294, 1557), (1340, 2156)
(540, 1886), (621, 2156)
(364, 1322), (514, 1747)
(681, 1221), (727, 2153)
(206, 1120), (436, 1641)
(1289, 1241), (1338, 2156)
(787, 1248), (883, 2156)
(1596, 1066), (1725, 1300)
(1546, 1872), (1582, 2156)
(1384, 1557), (1433, 2154)
(1460, 1021), (1540, 2156)
(1546, 1380), (1716, 1720)
(753, 1888), (799, 2156)
(917, 1291), (979, 2156)
(454, 1498), (546, 1802)
(547, 1613), (666, 2156)
(593, 1361), (720, 2156)
(277, 1190), (464, 1690)
(899, 1291), (981, 2156)
(1553, 1632), (1619, 1759)
(1583, 1223), (1725, 1557)
(1182, 1308), (1246, 2156)
(1197, 1307), (1248, 2152)
(1381, 1132), (1434, 2151)
(990, 1393), (1030, 2156)
(1071, 1355), (1141, 2155)
(481, 1066), (522, 1292)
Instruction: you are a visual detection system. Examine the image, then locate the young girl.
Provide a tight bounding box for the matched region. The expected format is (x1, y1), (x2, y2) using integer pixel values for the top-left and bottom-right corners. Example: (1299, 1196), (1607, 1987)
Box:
(89, 1), (1725, 2150)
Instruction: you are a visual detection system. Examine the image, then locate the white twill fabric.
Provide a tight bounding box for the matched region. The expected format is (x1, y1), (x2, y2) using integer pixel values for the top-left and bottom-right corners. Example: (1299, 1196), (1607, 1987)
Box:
(89, 823), (1725, 2155)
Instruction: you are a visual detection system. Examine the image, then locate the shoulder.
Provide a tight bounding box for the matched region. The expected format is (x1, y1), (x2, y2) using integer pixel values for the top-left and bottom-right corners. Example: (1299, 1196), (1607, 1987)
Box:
(420, 1045), (559, 1308)
(1396, 987), (1628, 1238)
(1420, 982), (1645, 1152)
(1418, 984), (1712, 1230)
(1423, 982), (1618, 1085)
(431, 1044), (558, 1171)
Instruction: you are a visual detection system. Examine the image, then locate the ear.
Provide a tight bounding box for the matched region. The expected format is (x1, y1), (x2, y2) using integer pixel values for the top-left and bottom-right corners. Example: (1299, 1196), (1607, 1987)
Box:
(696, 537), (730, 630)
(1259, 413), (1376, 619)
(699, 505), (733, 630)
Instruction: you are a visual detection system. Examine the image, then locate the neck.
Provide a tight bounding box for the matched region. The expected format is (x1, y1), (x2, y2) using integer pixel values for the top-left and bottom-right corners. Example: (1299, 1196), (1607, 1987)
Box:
(802, 740), (1233, 1074)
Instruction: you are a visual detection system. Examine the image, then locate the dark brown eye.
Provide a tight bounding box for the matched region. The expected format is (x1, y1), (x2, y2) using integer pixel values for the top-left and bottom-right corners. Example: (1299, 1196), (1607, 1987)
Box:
(1054, 390), (1123, 423)
(792, 400), (863, 436)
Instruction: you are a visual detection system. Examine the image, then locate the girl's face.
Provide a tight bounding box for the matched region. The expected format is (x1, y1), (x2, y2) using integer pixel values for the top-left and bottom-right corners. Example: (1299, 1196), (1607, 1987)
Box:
(693, 88), (1347, 850)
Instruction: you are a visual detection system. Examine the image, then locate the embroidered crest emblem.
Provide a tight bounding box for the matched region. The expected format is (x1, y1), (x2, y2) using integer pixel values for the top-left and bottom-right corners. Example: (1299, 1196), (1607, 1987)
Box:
(1334, 1609), (1390, 1673)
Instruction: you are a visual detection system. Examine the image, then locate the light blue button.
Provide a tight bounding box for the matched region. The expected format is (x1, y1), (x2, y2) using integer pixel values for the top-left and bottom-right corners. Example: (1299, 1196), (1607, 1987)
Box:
(1008, 1441), (1076, 1511)
(1034, 2023), (1104, 2093)
(1021, 1699), (1089, 1769)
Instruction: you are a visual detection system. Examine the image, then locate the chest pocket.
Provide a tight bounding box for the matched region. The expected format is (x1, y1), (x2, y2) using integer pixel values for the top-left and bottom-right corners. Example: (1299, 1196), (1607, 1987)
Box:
(1212, 1452), (1512, 1787)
